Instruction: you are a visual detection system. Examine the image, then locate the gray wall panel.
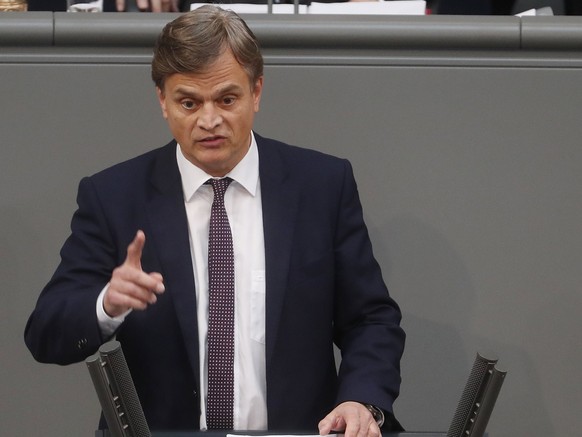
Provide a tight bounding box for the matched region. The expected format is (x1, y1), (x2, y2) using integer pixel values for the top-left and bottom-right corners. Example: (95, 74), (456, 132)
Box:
(1, 13), (581, 437)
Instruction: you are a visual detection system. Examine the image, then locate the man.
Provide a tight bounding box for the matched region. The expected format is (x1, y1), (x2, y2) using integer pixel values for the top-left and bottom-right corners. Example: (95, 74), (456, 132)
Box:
(24, 6), (405, 436)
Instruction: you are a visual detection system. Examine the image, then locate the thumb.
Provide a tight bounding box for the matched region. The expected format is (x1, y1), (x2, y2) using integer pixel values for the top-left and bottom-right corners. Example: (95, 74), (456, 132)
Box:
(125, 230), (145, 269)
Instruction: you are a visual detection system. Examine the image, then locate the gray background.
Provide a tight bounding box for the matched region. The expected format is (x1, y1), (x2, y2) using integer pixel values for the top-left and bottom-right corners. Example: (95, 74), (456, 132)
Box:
(1, 12), (581, 437)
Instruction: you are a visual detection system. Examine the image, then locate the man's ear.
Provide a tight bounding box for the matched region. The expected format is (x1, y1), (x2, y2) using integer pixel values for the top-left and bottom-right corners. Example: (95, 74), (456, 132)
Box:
(156, 87), (168, 119)
(252, 76), (264, 113)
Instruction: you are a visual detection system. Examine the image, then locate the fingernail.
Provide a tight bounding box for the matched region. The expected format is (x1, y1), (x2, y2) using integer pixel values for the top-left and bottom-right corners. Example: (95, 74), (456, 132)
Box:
(157, 283), (165, 293)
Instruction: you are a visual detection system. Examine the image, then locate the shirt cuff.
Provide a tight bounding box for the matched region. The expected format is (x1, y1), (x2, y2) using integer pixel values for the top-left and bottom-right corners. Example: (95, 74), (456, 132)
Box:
(96, 283), (131, 337)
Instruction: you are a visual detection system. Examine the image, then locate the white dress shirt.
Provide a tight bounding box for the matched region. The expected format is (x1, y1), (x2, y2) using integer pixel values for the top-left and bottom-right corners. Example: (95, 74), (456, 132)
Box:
(97, 132), (267, 430)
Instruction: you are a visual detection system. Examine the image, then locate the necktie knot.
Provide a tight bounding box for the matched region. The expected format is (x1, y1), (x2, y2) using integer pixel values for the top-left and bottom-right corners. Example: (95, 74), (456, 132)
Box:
(207, 177), (232, 199)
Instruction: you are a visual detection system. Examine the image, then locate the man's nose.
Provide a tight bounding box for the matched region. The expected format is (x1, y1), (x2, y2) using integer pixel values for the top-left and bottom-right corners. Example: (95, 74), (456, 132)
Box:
(197, 103), (222, 130)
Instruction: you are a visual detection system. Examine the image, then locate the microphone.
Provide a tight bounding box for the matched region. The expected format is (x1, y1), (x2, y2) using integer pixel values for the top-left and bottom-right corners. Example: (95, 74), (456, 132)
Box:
(447, 352), (507, 437)
(86, 340), (151, 437)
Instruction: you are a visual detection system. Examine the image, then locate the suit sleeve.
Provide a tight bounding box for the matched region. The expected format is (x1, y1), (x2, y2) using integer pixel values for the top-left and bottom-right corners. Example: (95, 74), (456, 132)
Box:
(332, 160), (406, 416)
(24, 177), (120, 365)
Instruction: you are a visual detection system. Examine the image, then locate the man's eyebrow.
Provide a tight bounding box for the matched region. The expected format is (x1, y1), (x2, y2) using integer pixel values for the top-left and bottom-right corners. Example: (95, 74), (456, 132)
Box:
(173, 87), (200, 97)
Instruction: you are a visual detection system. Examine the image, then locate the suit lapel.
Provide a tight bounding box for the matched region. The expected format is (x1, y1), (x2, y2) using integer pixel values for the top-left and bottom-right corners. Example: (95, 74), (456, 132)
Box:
(146, 142), (201, 385)
(256, 135), (300, 366)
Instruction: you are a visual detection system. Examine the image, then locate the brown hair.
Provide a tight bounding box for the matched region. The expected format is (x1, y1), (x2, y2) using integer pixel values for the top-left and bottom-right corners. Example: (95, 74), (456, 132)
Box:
(151, 5), (263, 90)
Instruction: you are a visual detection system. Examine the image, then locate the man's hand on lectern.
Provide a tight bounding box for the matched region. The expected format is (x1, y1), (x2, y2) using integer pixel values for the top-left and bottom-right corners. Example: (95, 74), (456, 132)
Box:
(318, 401), (381, 437)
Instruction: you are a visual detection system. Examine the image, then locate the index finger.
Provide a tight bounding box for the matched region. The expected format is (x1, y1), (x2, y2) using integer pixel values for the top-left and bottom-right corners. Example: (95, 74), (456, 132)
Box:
(125, 230), (145, 269)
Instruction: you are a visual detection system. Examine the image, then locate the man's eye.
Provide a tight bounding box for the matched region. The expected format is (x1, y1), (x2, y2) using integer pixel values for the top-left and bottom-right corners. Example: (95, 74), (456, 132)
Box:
(222, 96), (236, 105)
(181, 100), (196, 110)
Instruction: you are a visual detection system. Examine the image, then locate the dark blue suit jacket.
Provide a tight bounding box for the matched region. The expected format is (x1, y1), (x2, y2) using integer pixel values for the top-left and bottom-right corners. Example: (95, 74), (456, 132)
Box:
(25, 134), (405, 431)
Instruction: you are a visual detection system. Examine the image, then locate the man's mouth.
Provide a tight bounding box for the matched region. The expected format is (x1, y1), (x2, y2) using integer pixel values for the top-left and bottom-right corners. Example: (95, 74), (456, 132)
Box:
(199, 136), (226, 147)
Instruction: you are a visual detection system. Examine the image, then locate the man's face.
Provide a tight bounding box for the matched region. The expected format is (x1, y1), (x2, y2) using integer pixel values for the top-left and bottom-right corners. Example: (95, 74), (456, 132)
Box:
(157, 49), (263, 177)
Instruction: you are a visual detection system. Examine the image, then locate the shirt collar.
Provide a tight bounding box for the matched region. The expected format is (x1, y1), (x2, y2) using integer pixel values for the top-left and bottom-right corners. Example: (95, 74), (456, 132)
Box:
(176, 131), (259, 202)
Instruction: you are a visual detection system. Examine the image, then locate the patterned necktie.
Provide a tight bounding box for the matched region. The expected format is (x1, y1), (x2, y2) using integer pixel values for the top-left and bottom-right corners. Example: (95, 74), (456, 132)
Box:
(206, 177), (235, 430)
